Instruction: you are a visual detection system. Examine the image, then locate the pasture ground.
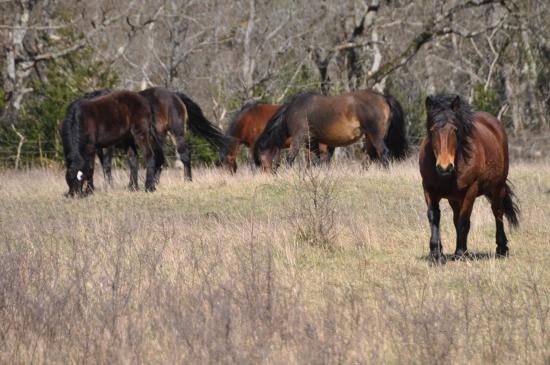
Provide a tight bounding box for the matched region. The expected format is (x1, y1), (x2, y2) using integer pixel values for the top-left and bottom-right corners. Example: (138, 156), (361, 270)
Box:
(0, 158), (549, 364)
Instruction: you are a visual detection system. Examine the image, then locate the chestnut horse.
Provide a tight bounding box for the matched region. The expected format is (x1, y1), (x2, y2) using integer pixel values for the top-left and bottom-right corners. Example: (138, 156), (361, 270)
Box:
(222, 102), (334, 172)
(419, 95), (519, 263)
(60, 90), (163, 197)
(253, 90), (407, 171)
(99, 87), (231, 184)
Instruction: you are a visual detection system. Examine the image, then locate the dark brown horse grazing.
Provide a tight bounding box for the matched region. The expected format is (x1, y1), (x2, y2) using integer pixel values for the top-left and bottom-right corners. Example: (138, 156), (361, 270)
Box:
(222, 102), (334, 172)
(253, 90), (407, 171)
(419, 95), (520, 263)
(99, 87), (231, 184)
(60, 90), (163, 197)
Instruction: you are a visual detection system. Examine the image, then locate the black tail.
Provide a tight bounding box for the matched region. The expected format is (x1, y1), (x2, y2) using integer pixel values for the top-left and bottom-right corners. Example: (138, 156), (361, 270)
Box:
(144, 98), (166, 169)
(503, 181), (520, 229)
(176, 92), (231, 154)
(383, 94), (408, 160)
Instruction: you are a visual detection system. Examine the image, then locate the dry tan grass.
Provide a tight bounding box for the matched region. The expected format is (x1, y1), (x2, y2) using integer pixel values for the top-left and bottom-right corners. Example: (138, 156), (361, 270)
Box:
(0, 157), (549, 364)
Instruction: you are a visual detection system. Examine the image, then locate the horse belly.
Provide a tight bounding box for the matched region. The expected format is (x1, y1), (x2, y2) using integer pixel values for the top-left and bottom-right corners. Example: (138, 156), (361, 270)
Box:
(315, 118), (362, 146)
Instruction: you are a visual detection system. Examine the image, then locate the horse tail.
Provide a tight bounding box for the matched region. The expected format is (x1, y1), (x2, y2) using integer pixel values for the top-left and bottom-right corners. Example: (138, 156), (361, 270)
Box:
(503, 181), (520, 229)
(144, 98), (165, 168)
(176, 92), (231, 154)
(383, 94), (408, 160)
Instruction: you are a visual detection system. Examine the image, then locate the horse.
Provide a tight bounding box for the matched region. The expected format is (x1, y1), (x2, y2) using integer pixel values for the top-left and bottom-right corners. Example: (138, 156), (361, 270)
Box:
(60, 90), (163, 197)
(99, 87), (231, 184)
(253, 90), (407, 172)
(419, 95), (520, 263)
(222, 102), (334, 173)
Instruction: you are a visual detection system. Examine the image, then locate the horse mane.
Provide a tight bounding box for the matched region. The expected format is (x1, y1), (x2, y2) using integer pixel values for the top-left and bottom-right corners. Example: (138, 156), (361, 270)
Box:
(226, 101), (261, 137)
(81, 89), (112, 100)
(253, 91), (318, 166)
(426, 94), (474, 159)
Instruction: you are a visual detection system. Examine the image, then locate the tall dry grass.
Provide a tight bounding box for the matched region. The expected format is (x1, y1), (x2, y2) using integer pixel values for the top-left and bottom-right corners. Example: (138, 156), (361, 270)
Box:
(0, 157), (549, 364)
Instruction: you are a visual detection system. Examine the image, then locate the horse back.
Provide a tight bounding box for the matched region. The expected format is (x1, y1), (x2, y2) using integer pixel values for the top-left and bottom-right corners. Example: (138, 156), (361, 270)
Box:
(80, 91), (151, 147)
(139, 87), (187, 136)
(468, 112), (509, 178)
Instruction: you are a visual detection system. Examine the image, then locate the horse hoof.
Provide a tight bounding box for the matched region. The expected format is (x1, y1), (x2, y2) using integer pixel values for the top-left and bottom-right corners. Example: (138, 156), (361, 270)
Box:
(453, 250), (470, 260)
(429, 252), (446, 265)
(496, 246), (509, 258)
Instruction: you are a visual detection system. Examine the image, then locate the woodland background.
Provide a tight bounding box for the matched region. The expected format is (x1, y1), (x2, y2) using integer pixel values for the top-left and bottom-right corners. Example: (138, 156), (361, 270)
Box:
(1, 0), (549, 167)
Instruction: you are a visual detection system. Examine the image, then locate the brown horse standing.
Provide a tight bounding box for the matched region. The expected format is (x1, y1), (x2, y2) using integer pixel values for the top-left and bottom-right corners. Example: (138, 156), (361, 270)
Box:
(222, 102), (333, 172)
(60, 90), (163, 197)
(419, 95), (519, 262)
(253, 90), (407, 171)
(99, 87), (231, 184)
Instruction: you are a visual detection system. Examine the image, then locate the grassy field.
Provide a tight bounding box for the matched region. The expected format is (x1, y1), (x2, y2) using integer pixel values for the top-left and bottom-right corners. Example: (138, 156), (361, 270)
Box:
(0, 157), (549, 364)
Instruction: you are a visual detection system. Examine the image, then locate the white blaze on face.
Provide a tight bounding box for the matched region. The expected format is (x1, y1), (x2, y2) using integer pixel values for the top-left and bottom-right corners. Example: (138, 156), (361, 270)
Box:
(77, 171), (84, 181)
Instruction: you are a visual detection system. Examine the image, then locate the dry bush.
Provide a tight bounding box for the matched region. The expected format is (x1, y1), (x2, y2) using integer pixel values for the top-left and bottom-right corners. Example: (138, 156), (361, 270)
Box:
(288, 164), (339, 250)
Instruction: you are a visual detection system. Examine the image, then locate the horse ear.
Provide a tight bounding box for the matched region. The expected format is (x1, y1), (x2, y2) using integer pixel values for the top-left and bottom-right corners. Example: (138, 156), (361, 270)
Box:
(425, 96), (434, 109)
(451, 95), (461, 112)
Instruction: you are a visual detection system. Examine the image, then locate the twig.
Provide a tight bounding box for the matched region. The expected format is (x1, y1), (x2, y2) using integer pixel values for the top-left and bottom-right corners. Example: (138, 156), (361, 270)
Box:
(11, 124), (26, 170)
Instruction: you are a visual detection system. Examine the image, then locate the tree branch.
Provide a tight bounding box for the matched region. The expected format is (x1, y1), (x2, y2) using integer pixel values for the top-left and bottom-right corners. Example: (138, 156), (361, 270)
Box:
(365, 0), (502, 85)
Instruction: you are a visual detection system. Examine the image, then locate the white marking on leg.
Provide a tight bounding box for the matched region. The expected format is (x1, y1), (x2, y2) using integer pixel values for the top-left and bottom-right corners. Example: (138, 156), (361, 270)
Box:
(77, 171), (83, 181)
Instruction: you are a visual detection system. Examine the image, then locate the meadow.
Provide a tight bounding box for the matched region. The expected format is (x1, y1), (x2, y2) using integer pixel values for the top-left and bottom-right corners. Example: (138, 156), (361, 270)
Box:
(0, 158), (549, 364)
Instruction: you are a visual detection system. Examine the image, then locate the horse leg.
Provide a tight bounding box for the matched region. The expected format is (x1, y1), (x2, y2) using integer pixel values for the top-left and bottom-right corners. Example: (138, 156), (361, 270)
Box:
(449, 199), (461, 253)
(362, 137), (376, 168)
(127, 146), (139, 191)
(130, 115), (157, 192)
(176, 137), (192, 181)
(287, 133), (305, 166)
(491, 187), (509, 257)
(141, 144), (156, 192)
(152, 140), (165, 184)
(425, 191), (443, 263)
(83, 144), (96, 196)
(324, 146), (335, 165)
(246, 146), (255, 171)
(100, 146), (115, 186)
(223, 139), (240, 173)
(367, 135), (390, 168)
(306, 140), (321, 167)
(454, 184), (479, 259)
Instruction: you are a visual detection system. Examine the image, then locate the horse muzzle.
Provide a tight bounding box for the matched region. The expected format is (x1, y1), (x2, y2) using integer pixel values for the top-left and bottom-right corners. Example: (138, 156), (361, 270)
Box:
(436, 163), (455, 177)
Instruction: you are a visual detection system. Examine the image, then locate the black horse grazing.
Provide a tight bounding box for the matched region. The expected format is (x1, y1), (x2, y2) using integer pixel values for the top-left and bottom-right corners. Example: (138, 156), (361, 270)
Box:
(99, 88), (231, 183)
(60, 90), (163, 197)
(253, 90), (407, 172)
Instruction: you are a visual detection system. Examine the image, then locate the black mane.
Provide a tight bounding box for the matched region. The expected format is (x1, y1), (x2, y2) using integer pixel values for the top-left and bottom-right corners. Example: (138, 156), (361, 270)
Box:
(426, 94), (474, 158)
(253, 91), (318, 166)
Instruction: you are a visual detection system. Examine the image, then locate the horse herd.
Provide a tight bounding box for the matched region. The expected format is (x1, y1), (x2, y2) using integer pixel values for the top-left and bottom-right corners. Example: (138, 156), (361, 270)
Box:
(59, 87), (519, 262)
